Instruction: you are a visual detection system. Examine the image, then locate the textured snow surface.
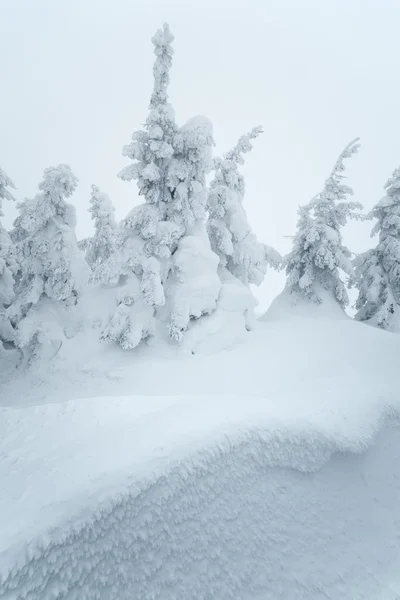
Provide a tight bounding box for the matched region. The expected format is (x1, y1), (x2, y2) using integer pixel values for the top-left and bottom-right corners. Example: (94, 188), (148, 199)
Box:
(1, 294), (400, 599)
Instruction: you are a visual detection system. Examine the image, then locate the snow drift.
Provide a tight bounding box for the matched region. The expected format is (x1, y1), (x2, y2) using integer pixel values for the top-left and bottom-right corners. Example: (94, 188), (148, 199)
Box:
(1, 394), (400, 599)
(1, 296), (400, 599)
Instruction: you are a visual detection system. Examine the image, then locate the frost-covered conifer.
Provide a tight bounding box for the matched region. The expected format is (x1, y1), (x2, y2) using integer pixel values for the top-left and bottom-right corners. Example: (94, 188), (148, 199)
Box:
(285, 138), (362, 307)
(0, 168), (18, 351)
(103, 25), (221, 349)
(117, 21), (180, 293)
(354, 166), (400, 330)
(79, 185), (118, 271)
(208, 127), (280, 287)
(9, 165), (90, 358)
(101, 24), (179, 350)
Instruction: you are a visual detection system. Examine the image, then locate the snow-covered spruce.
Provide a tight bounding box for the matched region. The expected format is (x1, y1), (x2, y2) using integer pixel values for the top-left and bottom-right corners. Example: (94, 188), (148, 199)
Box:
(78, 185), (118, 272)
(354, 166), (400, 331)
(0, 168), (18, 352)
(103, 26), (221, 349)
(8, 165), (90, 360)
(285, 138), (362, 307)
(208, 127), (280, 287)
(205, 128), (280, 335)
(117, 21), (179, 305)
(101, 23), (180, 350)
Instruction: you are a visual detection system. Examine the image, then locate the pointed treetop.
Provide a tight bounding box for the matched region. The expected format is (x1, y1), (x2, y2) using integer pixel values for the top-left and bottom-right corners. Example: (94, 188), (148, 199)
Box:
(88, 184), (116, 222)
(0, 167), (16, 213)
(369, 163), (400, 238)
(384, 165), (400, 196)
(150, 23), (174, 108)
(308, 138), (361, 218)
(223, 126), (263, 165)
(323, 137), (360, 199)
(330, 137), (360, 177)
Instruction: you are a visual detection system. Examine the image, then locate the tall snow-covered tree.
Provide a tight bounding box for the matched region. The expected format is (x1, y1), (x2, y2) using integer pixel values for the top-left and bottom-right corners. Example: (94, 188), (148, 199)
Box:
(208, 127), (280, 287)
(285, 138), (362, 307)
(0, 168), (18, 351)
(102, 24), (221, 349)
(117, 22), (180, 302)
(8, 165), (90, 358)
(101, 23), (180, 350)
(354, 166), (400, 330)
(79, 185), (118, 271)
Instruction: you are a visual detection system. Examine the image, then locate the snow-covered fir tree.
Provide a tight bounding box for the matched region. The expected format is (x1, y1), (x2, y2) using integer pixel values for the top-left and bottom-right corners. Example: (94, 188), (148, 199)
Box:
(102, 24), (221, 349)
(8, 165), (90, 359)
(117, 20), (180, 298)
(208, 127), (280, 288)
(0, 168), (18, 352)
(285, 138), (362, 307)
(354, 166), (400, 330)
(100, 23), (179, 350)
(78, 185), (118, 271)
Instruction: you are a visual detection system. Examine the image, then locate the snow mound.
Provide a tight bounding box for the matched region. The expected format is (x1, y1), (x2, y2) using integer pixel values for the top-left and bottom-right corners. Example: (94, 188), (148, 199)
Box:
(2, 299), (400, 598)
(1, 389), (400, 599)
(262, 287), (349, 321)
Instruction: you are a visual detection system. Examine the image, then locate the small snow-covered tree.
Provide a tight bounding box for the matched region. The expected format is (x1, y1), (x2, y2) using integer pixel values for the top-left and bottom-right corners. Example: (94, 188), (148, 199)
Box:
(0, 168), (18, 351)
(79, 185), (118, 271)
(285, 138), (362, 307)
(9, 165), (90, 358)
(208, 127), (280, 287)
(354, 166), (400, 330)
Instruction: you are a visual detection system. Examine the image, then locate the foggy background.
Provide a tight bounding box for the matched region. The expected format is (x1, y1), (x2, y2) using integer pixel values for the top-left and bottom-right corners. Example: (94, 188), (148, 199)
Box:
(1, 0), (399, 312)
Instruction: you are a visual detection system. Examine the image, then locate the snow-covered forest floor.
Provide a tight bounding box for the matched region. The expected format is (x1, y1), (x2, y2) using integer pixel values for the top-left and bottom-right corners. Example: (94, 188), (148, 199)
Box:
(1, 294), (400, 599)
(0, 292), (398, 409)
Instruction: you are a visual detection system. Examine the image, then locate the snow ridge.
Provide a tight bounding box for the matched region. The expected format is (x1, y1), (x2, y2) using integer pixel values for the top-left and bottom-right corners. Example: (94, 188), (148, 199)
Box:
(1, 392), (400, 599)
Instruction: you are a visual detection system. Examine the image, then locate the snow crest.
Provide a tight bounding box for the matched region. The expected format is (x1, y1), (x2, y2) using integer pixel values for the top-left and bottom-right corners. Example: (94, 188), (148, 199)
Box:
(1, 392), (400, 599)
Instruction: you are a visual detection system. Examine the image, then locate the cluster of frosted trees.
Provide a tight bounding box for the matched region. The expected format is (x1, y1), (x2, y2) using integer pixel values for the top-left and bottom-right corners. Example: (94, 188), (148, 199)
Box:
(285, 139), (400, 332)
(1, 24), (400, 363)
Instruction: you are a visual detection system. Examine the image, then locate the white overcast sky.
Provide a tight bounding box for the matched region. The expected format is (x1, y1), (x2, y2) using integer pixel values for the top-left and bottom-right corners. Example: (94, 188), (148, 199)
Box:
(1, 0), (400, 312)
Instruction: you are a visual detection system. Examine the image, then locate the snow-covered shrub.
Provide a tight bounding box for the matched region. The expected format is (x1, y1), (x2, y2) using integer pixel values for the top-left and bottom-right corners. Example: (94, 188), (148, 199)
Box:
(285, 138), (362, 307)
(8, 165), (90, 360)
(0, 167), (18, 352)
(78, 185), (118, 272)
(355, 166), (400, 330)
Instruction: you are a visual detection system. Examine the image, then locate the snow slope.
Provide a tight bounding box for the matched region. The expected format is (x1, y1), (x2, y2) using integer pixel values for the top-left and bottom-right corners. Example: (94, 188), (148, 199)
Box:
(1, 292), (400, 599)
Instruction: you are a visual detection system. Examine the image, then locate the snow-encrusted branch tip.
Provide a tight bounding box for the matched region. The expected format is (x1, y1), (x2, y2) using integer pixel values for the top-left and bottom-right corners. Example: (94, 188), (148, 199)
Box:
(249, 125), (263, 139)
(329, 137), (360, 180)
(342, 137), (360, 157)
(225, 126), (263, 164)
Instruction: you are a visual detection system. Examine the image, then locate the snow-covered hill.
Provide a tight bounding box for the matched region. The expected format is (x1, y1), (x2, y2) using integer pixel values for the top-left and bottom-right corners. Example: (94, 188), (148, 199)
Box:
(1, 294), (400, 599)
